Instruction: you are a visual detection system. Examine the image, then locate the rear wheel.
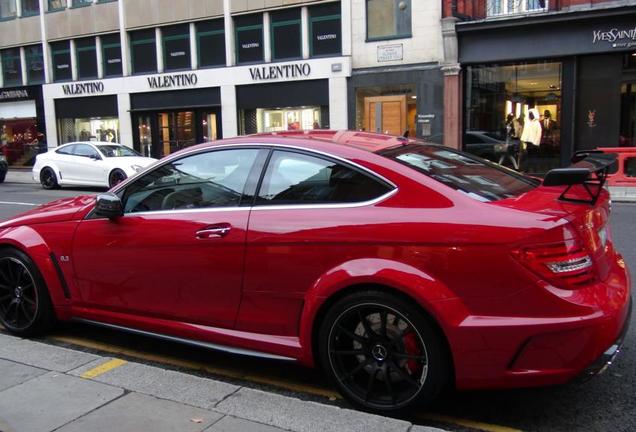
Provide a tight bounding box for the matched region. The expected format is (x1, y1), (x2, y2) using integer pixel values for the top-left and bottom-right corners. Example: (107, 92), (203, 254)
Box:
(319, 290), (449, 413)
(40, 167), (59, 190)
(0, 249), (54, 337)
(108, 169), (127, 188)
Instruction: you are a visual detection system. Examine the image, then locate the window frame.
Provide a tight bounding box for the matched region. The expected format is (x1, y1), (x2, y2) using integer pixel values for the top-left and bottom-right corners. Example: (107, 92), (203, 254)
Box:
(270, 10), (302, 61)
(196, 19), (225, 68)
(309, 4), (341, 58)
(129, 30), (157, 75)
(70, 0), (92, 8)
(47, 0), (66, 11)
(25, 44), (44, 84)
(21, 0), (39, 16)
(1, 47), (22, 86)
(75, 36), (98, 79)
(51, 40), (72, 82)
(101, 33), (122, 77)
(253, 147), (396, 208)
(0, 0), (17, 20)
(162, 24), (191, 72)
(365, 0), (412, 42)
(234, 15), (264, 65)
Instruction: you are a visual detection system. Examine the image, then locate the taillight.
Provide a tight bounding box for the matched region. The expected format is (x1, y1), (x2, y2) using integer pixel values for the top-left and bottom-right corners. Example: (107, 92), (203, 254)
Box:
(513, 238), (597, 289)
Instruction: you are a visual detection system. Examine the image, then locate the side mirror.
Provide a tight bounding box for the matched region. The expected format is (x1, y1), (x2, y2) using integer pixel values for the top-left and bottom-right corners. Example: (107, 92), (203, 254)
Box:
(90, 153), (101, 160)
(95, 193), (123, 219)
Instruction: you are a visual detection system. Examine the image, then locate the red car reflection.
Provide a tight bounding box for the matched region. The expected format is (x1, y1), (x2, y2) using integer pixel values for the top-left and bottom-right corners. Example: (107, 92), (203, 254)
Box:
(0, 131), (631, 413)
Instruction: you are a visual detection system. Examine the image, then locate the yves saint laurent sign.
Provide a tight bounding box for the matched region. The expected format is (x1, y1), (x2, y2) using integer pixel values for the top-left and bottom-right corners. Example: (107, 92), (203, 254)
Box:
(249, 63), (311, 81)
(0, 89), (30, 101)
(147, 73), (198, 89)
(592, 26), (636, 48)
(62, 81), (104, 96)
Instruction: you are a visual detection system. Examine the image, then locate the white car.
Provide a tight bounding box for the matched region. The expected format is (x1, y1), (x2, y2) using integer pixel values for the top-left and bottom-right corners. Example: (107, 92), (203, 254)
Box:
(33, 142), (156, 189)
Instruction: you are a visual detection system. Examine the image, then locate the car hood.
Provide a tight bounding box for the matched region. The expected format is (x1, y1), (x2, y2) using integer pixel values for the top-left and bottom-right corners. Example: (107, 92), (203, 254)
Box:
(0, 195), (95, 229)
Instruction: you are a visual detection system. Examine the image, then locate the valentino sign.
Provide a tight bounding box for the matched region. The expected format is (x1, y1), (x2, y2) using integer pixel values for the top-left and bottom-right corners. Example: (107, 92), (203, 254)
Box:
(249, 63), (311, 81)
(62, 81), (104, 96)
(147, 73), (198, 89)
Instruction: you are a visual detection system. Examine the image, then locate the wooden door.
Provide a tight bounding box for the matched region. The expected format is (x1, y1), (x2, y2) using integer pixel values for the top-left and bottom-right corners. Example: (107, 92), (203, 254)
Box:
(363, 96), (407, 136)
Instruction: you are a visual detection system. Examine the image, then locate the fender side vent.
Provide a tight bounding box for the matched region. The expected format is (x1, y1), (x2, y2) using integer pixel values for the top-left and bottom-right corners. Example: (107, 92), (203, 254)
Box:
(50, 252), (70, 299)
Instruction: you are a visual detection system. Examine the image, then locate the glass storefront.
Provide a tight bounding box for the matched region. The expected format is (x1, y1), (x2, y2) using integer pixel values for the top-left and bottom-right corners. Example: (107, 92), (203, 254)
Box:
(0, 117), (43, 166)
(465, 62), (562, 173)
(57, 117), (119, 144)
(239, 106), (323, 134)
(355, 84), (417, 138)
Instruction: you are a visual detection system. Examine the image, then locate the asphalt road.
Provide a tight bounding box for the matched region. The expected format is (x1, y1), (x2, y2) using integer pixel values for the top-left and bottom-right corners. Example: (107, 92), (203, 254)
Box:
(0, 180), (634, 432)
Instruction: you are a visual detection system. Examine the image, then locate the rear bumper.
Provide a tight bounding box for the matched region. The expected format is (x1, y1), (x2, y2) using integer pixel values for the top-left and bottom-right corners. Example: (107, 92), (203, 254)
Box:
(449, 259), (631, 390)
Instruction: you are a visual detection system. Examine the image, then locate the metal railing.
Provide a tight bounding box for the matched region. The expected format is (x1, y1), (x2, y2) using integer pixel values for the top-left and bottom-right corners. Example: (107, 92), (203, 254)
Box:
(486, 0), (548, 17)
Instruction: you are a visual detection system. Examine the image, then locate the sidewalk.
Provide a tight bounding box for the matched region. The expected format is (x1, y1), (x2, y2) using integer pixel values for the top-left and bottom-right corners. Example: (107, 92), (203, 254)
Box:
(0, 333), (445, 432)
(3, 170), (35, 184)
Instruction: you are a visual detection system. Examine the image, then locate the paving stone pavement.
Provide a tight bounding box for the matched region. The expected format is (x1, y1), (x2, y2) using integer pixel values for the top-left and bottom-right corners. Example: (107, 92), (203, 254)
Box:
(0, 333), (447, 432)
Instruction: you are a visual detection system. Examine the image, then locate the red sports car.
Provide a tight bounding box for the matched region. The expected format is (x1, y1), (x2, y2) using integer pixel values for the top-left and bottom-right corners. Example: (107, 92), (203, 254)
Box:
(0, 130), (631, 413)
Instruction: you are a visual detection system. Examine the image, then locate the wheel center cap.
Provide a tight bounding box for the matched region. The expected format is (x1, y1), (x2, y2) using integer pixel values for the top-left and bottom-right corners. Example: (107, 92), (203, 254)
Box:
(14, 286), (22, 298)
(371, 344), (388, 362)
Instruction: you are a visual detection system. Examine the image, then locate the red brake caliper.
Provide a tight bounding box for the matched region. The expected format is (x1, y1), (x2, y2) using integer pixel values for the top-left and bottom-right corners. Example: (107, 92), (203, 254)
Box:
(402, 330), (422, 375)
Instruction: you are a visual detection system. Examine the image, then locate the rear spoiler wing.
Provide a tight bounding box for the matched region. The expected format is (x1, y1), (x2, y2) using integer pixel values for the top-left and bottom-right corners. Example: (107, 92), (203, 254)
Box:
(542, 151), (617, 205)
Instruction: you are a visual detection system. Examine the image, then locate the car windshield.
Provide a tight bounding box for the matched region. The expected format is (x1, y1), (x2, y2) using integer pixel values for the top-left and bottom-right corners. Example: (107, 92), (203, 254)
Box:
(379, 144), (538, 202)
(97, 145), (140, 158)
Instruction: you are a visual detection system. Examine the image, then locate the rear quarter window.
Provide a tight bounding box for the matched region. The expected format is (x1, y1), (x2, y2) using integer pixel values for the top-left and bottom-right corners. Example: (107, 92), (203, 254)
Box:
(380, 144), (538, 201)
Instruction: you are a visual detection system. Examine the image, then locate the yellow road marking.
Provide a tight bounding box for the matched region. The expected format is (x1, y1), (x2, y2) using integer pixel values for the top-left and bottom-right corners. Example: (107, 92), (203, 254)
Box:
(52, 334), (523, 432)
(417, 414), (524, 432)
(80, 358), (128, 379)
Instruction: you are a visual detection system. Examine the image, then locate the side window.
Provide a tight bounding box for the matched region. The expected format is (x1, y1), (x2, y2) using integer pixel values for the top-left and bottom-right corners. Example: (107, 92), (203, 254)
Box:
(55, 144), (76, 155)
(122, 149), (259, 213)
(256, 150), (392, 205)
(625, 157), (636, 177)
(73, 144), (100, 159)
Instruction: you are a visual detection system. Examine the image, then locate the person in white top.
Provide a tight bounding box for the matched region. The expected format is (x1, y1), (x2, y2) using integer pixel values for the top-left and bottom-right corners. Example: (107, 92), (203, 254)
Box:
(518, 108), (542, 170)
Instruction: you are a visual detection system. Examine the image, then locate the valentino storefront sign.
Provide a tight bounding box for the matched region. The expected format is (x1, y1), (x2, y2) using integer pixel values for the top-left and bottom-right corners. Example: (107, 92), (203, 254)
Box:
(592, 26), (636, 47)
(62, 81), (105, 96)
(249, 63), (311, 81)
(147, 73), (199, 89)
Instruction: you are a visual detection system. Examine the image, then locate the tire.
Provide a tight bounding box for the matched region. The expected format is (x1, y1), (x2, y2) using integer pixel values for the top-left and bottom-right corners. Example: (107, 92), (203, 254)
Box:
(40, 167), (59, 190)
(318, 290), (449, 414)
(0, 248), (55, 337)
(108, 169), (127, 188)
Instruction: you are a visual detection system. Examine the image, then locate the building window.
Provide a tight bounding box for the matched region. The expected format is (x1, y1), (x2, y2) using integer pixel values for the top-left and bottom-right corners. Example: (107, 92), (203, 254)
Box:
(71, 0), (92, 6)
(235, 14), (263, 65)
(51, 40), (72, 81)
(309, 2), (341, 57)
(48, 0), (66, 10)
(270, 9), (301, 61)
(162, 24), (190, 71)
(196, 19), (225, 68)
(101, 33), (122, 77)
(1, 48), (21, 86)
(487, 0), (547, 16)
(21, 0), (39, 15)
(464, 62), (562, 174)
(366, 0), (411, 41)
(76, 37), (97, 79)
(25, 45), (44, 84)
(58, 117), (119, 144)
(130, 29), (157, 74)
(0, 0), (16, 18)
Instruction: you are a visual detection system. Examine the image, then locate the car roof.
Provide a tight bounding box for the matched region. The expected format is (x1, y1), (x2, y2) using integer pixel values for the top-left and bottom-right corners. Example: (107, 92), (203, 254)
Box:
(252, 130), (414, 154)
(60, 141), (122, 146)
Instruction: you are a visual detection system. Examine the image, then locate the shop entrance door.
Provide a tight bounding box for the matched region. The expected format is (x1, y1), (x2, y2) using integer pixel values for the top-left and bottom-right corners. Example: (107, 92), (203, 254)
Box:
(157, 111), (195, 157)
(363, 96), (407, 136)
(620, 82), (636, 146)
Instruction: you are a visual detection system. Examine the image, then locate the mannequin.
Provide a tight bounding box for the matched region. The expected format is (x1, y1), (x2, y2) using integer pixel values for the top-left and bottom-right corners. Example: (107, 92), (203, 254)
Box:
(519, 108), (542, 169)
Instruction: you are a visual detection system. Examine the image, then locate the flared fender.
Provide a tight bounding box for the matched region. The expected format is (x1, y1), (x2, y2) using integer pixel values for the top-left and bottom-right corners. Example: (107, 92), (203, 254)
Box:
(296, 258), (465, 366)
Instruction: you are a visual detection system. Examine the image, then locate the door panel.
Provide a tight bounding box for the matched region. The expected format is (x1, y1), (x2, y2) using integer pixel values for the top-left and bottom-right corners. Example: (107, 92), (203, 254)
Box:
(364, 96), (407, 136)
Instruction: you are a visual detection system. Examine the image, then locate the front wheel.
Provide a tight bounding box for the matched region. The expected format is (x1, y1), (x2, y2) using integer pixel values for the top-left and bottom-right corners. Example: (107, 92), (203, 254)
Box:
(108, 169), (127, 188)
(319, 290), (449, 413)
(0, 248), (55, 337)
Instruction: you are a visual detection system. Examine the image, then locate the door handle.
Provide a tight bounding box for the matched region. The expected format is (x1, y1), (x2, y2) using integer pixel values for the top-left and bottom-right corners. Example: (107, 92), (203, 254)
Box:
(196, 225), (231, 239)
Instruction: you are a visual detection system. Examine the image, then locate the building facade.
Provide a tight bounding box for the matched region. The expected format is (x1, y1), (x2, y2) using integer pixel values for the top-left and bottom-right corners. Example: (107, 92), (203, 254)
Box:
(0, 0), (352, 164)
(443, 0), (636, 173)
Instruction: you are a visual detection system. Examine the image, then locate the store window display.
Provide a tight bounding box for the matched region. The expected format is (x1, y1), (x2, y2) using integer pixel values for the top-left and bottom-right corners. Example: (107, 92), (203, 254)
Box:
(57, 117), (119, 144)
(240, 107), (322, 134)
(465, 62), (562, 174)
(1, 119), (44, 166)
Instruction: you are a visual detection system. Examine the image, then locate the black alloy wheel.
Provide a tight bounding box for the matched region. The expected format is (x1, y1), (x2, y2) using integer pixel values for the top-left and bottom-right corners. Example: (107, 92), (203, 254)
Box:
(319, 291), (448, 413)
(109, 169), (127, 188)
(40, 168), (59, 190)
(0, 249), (54, 336)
